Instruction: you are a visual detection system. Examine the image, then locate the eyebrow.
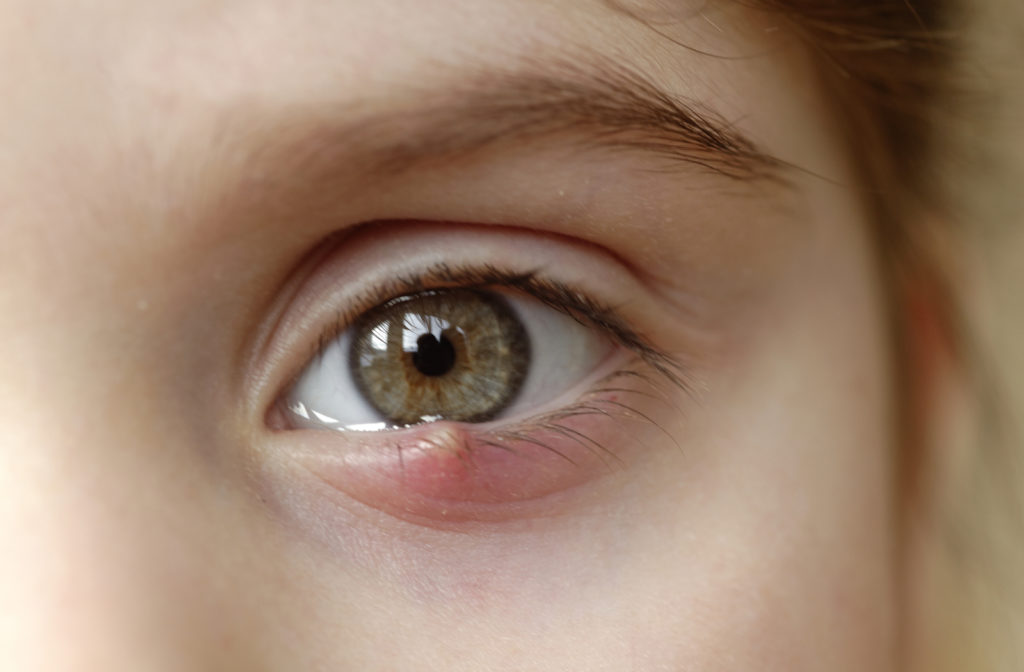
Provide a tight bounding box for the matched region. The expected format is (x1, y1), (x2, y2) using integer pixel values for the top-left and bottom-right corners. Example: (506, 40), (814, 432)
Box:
(227, 53), (788, 209)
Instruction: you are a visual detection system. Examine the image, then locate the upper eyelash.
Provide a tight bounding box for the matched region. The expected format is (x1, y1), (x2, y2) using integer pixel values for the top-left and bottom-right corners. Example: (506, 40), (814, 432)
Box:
(283, 262), (692, 470)
(309, 261), (690, 394)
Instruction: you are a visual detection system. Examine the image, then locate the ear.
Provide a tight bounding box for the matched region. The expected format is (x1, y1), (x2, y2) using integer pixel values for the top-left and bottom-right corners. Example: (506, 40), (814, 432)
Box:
(897, 244), (963, 503)
(891, 216), (984, 672)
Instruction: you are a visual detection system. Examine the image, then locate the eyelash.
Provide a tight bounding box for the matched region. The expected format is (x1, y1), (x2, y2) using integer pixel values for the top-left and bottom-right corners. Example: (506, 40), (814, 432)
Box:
(283, 261), (689, 467)
(477, 365), (684, 466)
(308, 261), (688, 392)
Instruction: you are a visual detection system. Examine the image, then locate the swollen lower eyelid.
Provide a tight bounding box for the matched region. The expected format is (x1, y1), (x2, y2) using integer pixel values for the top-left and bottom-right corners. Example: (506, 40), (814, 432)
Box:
(278, 358), (681, 522)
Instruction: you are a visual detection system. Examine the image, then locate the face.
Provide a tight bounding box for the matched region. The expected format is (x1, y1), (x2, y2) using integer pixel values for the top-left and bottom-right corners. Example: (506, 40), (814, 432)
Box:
(0, 0), (899, 669)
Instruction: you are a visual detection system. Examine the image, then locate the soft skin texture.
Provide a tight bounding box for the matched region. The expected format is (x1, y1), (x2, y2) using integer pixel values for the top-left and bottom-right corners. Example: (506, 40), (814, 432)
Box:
(0, 1), (898, 670)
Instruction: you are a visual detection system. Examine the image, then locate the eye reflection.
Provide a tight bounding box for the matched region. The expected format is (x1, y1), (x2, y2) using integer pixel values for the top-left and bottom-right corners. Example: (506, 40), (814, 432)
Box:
(368, 322), (390, 353)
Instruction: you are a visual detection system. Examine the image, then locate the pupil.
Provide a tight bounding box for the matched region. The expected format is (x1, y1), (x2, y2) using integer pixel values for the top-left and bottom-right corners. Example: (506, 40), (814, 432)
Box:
(411, 333), (456, 377)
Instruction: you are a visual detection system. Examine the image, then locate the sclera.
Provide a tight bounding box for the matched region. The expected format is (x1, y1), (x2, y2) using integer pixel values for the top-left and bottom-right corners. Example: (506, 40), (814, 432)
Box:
(281, 290), (614, 432)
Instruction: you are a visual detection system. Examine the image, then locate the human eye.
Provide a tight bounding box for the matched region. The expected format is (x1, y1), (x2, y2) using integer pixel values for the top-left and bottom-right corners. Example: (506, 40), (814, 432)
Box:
(258, 223), (689, 526)
(282, 284), (616, 431)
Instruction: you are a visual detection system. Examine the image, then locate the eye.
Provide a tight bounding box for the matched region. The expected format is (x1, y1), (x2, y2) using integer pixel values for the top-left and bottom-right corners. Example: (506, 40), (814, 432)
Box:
(256, 227), (689, 523)
(280, 287), (614, 432)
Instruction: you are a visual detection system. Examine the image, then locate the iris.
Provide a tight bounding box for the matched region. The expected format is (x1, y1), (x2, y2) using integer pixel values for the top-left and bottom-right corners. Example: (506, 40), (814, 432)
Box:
(349, 289), (530, 426)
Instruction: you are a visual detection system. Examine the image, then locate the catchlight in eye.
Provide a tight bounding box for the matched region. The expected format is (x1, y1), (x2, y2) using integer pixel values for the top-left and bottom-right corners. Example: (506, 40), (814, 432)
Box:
(350, 290), (529, 426)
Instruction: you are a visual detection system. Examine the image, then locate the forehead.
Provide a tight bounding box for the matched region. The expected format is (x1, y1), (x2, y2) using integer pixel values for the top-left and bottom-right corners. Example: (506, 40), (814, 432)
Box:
(0, 0), (787, 140)
(2, 1), (703, 89)
(0, 0), (840, 258)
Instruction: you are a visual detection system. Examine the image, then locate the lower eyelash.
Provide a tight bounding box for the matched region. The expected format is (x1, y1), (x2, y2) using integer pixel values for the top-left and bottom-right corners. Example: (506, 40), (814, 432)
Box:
(274, 358), (688, 523)
(425, 362), (683, 473)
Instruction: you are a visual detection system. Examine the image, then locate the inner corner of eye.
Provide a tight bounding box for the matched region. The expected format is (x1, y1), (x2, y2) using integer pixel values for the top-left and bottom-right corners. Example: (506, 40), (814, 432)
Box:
(276, 284), (616, 433)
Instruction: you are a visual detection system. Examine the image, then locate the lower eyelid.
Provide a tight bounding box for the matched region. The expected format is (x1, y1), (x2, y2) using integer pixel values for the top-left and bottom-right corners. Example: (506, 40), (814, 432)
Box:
(262, 359), (677, 527)
(297, 423), (601, 521)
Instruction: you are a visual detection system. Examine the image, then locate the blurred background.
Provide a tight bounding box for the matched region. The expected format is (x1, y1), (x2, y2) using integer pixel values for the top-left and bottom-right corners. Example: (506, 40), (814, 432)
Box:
(964, 0), (1024, 388)
(937, 0), (1024, 669)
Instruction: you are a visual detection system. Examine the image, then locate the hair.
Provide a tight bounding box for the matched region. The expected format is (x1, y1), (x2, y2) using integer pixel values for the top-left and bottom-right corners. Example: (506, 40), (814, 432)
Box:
(748, 0), (964, 471)
(619, 1), (1015, 669)
(739, 3), (1022, 671)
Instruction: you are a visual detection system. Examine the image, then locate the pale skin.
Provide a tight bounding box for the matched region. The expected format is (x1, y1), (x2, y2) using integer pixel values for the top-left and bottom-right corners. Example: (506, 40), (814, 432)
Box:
(1, 1), (907, 670)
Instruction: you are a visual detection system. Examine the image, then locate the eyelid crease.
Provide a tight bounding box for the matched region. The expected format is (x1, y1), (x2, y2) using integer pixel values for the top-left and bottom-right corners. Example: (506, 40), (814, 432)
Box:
(306, 261), (692, 398)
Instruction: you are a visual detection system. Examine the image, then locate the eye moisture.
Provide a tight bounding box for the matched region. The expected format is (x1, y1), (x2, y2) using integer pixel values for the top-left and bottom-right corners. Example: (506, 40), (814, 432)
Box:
(350, 290), (531, 426)
(278, 260), (684, 436)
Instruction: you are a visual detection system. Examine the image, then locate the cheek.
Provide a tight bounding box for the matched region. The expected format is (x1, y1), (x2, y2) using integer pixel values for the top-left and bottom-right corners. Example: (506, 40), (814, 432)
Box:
(626, 206), (898, 669)
(700, 309), (895, 668)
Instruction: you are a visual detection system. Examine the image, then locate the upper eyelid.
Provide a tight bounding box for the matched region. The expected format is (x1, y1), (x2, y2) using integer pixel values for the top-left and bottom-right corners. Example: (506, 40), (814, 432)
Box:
(307, 262), (687, 390)
(244, 225), (692, 417)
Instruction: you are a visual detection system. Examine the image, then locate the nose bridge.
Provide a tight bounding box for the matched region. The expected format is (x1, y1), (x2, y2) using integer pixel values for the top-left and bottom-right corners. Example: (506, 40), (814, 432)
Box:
(0, 411), (233, 671)
(0, 132), (301, 663)
(1, 434), (165, 668)
(0, 328), (269, 672)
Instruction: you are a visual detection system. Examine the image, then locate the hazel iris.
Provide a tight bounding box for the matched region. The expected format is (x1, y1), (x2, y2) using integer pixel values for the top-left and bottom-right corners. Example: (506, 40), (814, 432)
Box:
(349, 289), (530, 426)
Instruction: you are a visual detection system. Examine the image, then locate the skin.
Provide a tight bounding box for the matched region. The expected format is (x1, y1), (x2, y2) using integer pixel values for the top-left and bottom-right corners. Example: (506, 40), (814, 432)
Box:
(0, 0), (905, 670)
